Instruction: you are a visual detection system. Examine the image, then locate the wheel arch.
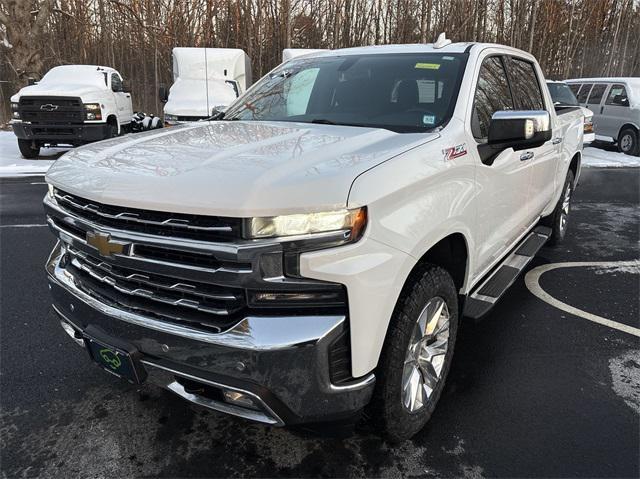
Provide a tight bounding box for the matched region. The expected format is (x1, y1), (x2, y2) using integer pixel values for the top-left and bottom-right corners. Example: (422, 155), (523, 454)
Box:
(106, 114), (119, 133)
(401, 232), (470, 302)
(568, 150), (581, 184)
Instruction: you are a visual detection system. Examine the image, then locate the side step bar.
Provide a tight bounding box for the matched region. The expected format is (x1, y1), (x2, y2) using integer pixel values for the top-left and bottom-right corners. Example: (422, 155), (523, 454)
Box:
(463, 226), (552, 319)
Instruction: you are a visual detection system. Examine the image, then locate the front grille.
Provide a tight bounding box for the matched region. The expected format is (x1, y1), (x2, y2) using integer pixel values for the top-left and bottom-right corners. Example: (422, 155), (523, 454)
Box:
(47, 189), (348, 334)
(55, 190), (243, 242)
(19, 96), (84, 124)
(66, 247), (245, 332)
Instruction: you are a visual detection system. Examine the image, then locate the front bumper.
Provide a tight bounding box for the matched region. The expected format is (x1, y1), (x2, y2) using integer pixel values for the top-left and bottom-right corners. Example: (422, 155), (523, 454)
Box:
(46, 242), (375, 425)
(12, 122), (109, 144)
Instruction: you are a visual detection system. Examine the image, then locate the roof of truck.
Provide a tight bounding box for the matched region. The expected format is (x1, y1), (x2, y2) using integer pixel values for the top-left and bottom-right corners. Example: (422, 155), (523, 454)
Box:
(305, 42), (534, 60)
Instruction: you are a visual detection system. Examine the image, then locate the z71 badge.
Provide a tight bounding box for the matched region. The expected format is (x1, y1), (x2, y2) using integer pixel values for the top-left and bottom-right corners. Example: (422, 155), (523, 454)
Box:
(442, 143), (467, 161)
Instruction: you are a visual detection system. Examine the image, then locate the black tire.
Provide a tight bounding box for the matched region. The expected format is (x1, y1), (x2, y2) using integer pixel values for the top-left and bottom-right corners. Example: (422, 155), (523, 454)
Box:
(618, 127), (639, 156)
(369, 264), (459, 442)
(106, 122), (118, 139)
(17, 139), (40, 159)
(542, 169), (575, 246)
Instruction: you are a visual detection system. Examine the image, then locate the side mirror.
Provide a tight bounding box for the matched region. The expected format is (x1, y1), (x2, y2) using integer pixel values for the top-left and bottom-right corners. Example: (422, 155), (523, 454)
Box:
(122, 79), (131, 93)
(612, 94), (628, 106)
(158, 84), (168, 103)
(479, 110), (552, 165)
(27, 77), (36, 86)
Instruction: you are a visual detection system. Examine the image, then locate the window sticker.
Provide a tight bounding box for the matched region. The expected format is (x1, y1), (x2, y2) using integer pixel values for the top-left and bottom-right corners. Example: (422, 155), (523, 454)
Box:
(415, 63), (440, 70)
(422, 114), (436, 125)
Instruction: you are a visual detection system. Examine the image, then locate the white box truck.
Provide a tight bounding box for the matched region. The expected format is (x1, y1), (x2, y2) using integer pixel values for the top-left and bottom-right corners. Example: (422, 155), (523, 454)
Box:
(160, 48), (251, 125)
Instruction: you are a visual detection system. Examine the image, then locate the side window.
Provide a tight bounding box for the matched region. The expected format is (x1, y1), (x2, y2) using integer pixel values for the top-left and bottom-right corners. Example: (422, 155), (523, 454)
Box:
(587, 84), (607, 105)
(111, 73), (123, 92)
(605, 84), (629, 107)
(506, 57), (545, 110)
(472, 56), (514, 140)
(285, 68), (319, 116)
(576, 84), (592, 103)
(568, 83), (581, 96)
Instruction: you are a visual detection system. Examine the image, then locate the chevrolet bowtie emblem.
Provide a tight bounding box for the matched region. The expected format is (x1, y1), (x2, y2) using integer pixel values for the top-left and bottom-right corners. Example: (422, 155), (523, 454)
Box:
(40, 103), (59, 111)
(86, 232), (128, 257)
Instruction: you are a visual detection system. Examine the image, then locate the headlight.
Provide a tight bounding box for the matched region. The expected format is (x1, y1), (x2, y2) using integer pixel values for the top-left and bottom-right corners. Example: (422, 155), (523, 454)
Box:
(84, 103), (102, 120)
(164, 114), (178, 123)
(11, 102), (20, 118)
(245, 207), (367, 241)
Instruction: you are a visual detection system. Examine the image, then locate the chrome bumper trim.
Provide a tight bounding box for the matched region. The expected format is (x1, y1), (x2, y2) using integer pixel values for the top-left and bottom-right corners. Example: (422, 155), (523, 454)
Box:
(47, 243), (345, 351)
(55, 308), (284, 426)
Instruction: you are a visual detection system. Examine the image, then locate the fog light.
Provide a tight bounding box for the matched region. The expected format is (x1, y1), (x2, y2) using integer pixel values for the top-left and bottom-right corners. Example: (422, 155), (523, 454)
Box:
(223, 390), (258, 410)
(86, 112), (96, 120)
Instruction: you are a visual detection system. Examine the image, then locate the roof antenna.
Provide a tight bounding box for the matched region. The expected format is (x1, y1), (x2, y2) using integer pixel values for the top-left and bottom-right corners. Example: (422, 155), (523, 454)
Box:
(434, 32), (451, 49)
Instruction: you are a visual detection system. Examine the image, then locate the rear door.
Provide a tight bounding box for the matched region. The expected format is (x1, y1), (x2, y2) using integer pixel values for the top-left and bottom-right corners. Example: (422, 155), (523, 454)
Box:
(576, 83), (593, 106)
(504, 56), (557, 218)
(599, 83), (630, 140)
(585, 83), (608, 136)
(469, 55), (533, 274)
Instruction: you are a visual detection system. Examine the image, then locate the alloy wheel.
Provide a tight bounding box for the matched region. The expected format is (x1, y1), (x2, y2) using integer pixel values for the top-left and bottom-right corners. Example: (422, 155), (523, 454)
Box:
(401, 297), (450, 413)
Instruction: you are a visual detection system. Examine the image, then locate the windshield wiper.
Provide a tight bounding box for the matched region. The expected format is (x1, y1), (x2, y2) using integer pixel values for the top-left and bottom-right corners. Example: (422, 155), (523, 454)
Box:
(310, 118), (337, 125)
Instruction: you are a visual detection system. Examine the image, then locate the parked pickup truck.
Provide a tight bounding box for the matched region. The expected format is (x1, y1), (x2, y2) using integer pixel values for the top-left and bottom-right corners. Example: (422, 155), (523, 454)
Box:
(44, 40), (585, 440)
(10, 65), (133, 158)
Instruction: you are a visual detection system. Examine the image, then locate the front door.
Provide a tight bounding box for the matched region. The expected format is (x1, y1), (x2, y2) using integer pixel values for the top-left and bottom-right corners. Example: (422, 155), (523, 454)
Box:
(599, 84), (630, 141)
(469, 55), (533, 277)
(111, 73), (131, 125)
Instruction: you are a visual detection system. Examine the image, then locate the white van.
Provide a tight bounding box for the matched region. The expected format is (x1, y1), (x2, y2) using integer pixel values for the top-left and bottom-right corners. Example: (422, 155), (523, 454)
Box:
(565, 77), (640, 156)
(161, 48), (252, 124)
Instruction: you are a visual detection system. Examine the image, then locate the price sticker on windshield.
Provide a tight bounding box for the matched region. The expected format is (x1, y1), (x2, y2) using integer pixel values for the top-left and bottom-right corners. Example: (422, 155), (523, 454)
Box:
(415, 63), (440, 70)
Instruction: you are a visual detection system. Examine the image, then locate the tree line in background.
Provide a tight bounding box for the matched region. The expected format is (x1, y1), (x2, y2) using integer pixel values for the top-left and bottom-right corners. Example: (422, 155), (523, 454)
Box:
(1, 0), (639, 123)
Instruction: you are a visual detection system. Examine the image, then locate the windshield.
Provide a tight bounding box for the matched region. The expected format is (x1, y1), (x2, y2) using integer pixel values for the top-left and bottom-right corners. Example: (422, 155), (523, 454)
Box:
(41, 66), (108, 88)
(223, 53), (468, 133)
(547, 82), (579, 106)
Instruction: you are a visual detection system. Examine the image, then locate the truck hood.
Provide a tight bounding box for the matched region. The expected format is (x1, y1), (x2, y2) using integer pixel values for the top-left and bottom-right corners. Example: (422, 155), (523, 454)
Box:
(11, 83), (105, 101)
(46, 120), (437, 217)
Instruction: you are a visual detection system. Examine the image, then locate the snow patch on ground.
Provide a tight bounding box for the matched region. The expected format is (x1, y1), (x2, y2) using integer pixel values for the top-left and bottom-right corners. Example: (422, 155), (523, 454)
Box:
(582, 146), (640, 168)
(609, 350), (640, 414)
(0, 130), (69, 177)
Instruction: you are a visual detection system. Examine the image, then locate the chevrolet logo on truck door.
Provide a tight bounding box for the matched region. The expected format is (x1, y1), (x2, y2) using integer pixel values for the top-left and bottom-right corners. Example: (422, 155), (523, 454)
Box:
(86, 232), (128, 257)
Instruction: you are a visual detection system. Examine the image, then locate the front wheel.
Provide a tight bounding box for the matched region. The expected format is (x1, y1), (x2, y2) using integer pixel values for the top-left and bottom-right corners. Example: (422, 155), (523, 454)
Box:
(618, 127), (639, 156)
(17, 139), (40, 159)
(542, 169), (574, 245)
(369, 265), (458, 442)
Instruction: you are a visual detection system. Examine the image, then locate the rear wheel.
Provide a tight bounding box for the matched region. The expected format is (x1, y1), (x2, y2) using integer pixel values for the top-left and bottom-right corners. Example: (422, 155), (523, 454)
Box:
(618, 127), (639, 156)
(17, 139), (40, 159)
(369, 265), (458, 442)
(542, 170), (574, 245)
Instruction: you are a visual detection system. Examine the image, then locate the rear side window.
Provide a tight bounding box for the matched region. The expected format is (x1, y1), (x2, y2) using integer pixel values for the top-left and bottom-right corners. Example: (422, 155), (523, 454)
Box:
(506, 58), (544, 110)
(568, 83), (581, 95)
(472, 56), (514, 140)
(605, 84), (629, 106)
(587, 84), (607, 105)
(576, 84), (592, 103)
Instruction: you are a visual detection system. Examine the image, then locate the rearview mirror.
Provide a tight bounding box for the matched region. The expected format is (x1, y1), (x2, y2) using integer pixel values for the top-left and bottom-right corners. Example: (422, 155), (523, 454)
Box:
(479, 110), (552, 165)
(158, 84), (168, 103)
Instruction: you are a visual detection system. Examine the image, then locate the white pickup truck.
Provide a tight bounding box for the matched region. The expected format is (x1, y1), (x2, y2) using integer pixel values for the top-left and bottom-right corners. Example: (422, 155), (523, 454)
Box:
(10, 65), (133, 158)
(44, 41), (584, 440)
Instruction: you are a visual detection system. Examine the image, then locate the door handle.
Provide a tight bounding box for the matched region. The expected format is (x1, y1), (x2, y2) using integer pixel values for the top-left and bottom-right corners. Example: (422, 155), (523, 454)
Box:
(552, 137), (563, 145)
(600, 105), (604, 114)
(520, 151), (534, 161)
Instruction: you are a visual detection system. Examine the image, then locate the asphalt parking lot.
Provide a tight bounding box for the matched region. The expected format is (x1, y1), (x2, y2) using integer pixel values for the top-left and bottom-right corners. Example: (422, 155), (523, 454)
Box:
(1, 168), (638, 478)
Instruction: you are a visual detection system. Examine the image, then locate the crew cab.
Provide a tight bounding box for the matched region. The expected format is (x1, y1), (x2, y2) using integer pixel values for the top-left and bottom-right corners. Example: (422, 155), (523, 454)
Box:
(44, 41), (585, 441)
(10, 65), (133, 158)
